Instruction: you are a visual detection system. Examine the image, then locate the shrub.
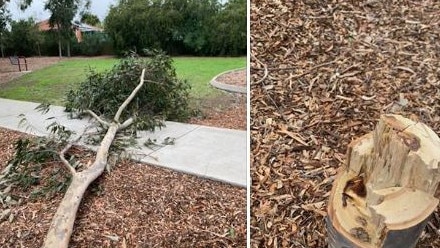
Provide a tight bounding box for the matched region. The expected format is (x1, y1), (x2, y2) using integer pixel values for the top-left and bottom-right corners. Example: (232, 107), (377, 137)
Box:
(65, 50), (191, 132)
(79, 32), (113, 56)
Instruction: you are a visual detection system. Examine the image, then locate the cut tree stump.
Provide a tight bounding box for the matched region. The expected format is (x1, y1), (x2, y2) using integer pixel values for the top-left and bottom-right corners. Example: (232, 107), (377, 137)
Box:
(327, 114), (440, 248)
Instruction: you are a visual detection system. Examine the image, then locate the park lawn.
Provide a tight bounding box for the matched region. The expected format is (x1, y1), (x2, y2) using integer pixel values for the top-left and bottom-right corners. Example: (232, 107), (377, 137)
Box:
(173, 57), (245, 97)
(0, 56), (246, 106)
(0, 58), (117, 106)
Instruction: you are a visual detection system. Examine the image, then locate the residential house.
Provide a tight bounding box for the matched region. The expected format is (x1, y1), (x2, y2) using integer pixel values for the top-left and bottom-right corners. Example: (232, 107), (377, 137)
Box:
(37, 19), (103, 42)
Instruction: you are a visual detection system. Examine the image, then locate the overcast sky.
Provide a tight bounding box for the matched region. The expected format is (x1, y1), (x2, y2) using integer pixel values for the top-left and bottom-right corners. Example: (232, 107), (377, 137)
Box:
(7, 0), (118, 22)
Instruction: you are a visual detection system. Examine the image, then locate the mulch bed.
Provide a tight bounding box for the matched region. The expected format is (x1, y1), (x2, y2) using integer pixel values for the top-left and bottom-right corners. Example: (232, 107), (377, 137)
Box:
(189, 92), (247, 130)
(0, 128), (246, 247)
(216, 69), (247, 88)
(251, 1), (440, 247)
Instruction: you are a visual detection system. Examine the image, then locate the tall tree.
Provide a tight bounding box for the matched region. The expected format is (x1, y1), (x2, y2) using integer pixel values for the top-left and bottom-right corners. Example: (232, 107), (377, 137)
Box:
(0, 3), (10, 57)
(44, 0), (80, 57)
(209, 0), (246, 55)
(18, 0), (33, 10)
(42, 0), (90, 57)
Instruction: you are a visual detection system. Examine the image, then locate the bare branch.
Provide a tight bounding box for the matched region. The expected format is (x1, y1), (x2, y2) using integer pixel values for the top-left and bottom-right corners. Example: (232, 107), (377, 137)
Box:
(85, 110), (110, 127)
(59, 143), (76, 175)
(58, 125), (92, 175)
(114, 69), (146, 122)
(119, 117), (134, 130)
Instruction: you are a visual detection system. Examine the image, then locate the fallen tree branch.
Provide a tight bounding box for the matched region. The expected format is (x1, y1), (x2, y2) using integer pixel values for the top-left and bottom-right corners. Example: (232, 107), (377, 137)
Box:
(85, 110), (110, 127)
(43, 69), (147, 248)
(114, 69), (146, 122)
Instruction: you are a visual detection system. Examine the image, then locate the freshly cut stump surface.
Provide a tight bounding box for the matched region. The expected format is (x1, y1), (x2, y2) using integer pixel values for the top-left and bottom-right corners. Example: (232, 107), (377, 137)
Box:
(328, 115), (440, 248)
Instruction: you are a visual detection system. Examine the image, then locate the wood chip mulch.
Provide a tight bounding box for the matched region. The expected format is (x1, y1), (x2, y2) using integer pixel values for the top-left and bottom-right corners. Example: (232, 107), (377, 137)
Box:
(216, 69), (247, 88)
(189, 69), (247, 130)
(251, 1), (440, 247)
(0, 127), (246, 247)
(189, 92), (247, 130)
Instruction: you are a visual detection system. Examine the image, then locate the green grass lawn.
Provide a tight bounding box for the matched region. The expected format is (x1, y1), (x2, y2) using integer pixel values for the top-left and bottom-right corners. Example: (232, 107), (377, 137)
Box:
(0, 56), (245, 106)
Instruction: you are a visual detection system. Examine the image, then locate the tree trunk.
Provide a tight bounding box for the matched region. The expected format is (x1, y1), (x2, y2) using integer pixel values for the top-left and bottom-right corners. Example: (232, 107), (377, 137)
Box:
(67, 41), (71, 57)
(42, 69), (147, 248)
(37, 42), (41, 57)
(327, 114), (440, 248)
(56, 23), (62, 58)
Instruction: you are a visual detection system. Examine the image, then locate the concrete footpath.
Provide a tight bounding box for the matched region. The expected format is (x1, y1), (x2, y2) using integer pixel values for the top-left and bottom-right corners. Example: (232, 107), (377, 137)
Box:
(0, 98), (247, 187)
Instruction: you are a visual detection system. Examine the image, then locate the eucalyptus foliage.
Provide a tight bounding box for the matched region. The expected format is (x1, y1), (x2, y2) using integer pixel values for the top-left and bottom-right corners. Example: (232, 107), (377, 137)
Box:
(2, 120), (75, 199)
(104, 0), (246, 56)
(65, 50), (191, 132)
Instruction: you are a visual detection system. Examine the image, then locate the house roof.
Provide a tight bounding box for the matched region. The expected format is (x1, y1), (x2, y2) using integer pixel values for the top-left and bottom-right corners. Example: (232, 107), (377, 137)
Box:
(72, 21), (103, 32)
(37, 19), (53, 31)
(37, 19), (103, 32)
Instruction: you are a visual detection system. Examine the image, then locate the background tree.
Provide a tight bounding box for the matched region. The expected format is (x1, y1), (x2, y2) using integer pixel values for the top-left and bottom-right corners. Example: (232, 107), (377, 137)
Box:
(43, 0), (91, 57)
(208, 0), (246, 55)
(104, 0), (246, 56)
(105, 0), (172, 55)
(0, 3), (10, 57)
(6, 18), (40, 56)
(78, 32), (112, 56)
(169, 0), (220, 55)
(44, 0), (80, 57)
(18, 0), (33, 10)
(80, 12), (100, 26)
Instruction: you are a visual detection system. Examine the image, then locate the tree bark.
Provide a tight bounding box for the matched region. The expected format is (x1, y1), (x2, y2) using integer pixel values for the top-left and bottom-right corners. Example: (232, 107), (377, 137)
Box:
(56, 23), (62, 58)
(42, 124), (118, 247)
(327, 114), (440, 248)
(37, 42), (41, 57)
(42, 69), (146, 248)
(66, 41), (71, 57)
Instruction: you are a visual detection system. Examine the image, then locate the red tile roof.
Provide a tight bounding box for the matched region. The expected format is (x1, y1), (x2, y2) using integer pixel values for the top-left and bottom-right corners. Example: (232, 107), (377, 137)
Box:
(37, 19), (56, 31)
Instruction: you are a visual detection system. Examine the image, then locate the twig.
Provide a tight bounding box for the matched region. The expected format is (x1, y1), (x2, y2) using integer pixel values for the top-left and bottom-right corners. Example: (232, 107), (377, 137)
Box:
(251, 53), (285, 120)
(336, 95), (354, 102)
(114, 69), (146, 122)
(251, 53), (268, 85)
(395, 66), (416, 75)
(250, 60), (337, 76)
(427, 221), (440, 236)
(85, 110), (110, 127)
(59, 126), (91, 175)
(188, 224), (229, 239)
(59, 143), (77, 175)
(118, 117), (134, 130)
(289, 60), (337, 80)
